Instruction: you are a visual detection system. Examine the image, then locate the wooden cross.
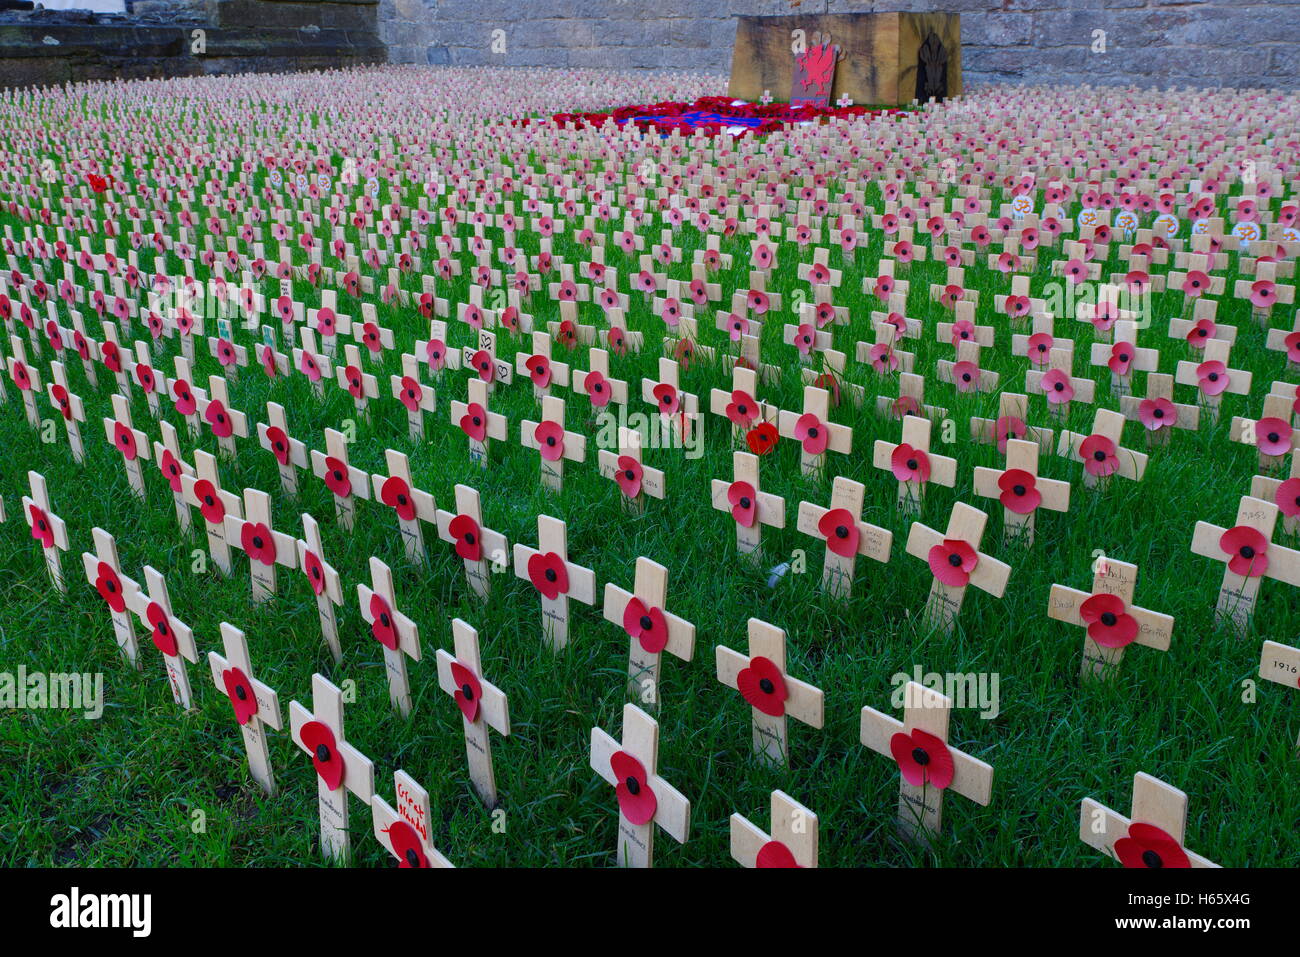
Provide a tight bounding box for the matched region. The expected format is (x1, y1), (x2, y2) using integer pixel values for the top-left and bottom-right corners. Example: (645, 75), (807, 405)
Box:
(292, 326), (333, 398)
(1119, 371), (1199, 446)
(1026, 347), (1095, 420)
(436, 618), (511, 808)
(1089, 320), (1158, 397)
(208, 622), (282, 795)
(136, 565), (199, 710)
(290, 673), (375, 861)
(81, 526), (144, 667)
(181, 449), (243, 576)
(224, 488), (297, 603)
(905, 502), (1012, 633)
(335, 343), (379, 422)
(604, 556), (696, 707)
(972, 438), (1070, 545)
(1048, 556), (1173, 679)
(371, 449), (437, 562)
(391, 352), (436, 441)
(46, 360), (86, 463)
(167, 355), (201, 438)
(461, 327), (514, 393)
(195, 374), (248, 459)
(1231, 392), (1299, 471)
(1175, 337), (1251, 424)
(296, 512), (344, 663)
(796, 476), (893, 598)
(572, 346), (628, 410)
(310, 427), (371, 530)
(872, 414), (958, 514)
(521, 394), (586, 492)
(516, 329), (571, 399)
(1251, 443), (1300, 537)
(599, 425), (665, 512)
(435, 483), (508, 600)
(970, 391), (1053, 453)
(731, 790), (818, 868)
(1259, 640), (1300, 751)
(589, 702), (691, 868)
(127, 340), (162, 419)
(372, 771), (454, 867)
(359, 556), (422, 717)
(1190, 494), (1300, 635)
(104, 392), (150, 499)
(1080, 772), (1218, 868)
(450, 377), (508, 468)
(860, 680), (994, 841)
(152, 421), (193, 534)
(641, 355), (699, 446)
(256, 401), (308, 497)
(512, 514), (596, 650)
(1058, 408), (1148, 488)
(6, 334), (42, 429)
(715, 618), (824, 766)
(779, 384), (851, 475)
(710, 450), (785, 559)
(22, 470), (69, 591)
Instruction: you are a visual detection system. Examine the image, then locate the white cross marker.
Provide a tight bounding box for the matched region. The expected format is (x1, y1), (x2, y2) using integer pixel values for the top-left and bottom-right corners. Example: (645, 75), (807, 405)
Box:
(208, 622), (283, 795)
(436, 618), (511, 808)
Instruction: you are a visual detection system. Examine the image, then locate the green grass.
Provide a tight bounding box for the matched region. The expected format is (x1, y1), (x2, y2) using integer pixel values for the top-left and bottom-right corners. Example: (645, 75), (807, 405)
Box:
(1, 171), (1298, 868)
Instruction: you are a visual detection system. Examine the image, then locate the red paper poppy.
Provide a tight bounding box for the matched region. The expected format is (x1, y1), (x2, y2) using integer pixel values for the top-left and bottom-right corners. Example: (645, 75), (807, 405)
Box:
(817, 508), (859, 558)
(1220, 525), (1269, 577)
(611, 750), (657, 825)
(526, 551), (569, 600)
(1186, 319), (1215, 350)
(535, 420), (565, 461)
(344, 365), (365, 400)
(471, 349), (495, 383)
(527, 354), (552, 388)
(622, 597), (668, 653)
(736, 655), (786, 717)
(747, 422), (779, 455)
(303, 549), (327, 596)
(890, 444), (930, 483)
(241, 522), (277, 566)
(928, 539), (979, 587)
(998, 468), (1042, 514)
(450, 661), (482, 722)
(868, 342), (898, 373)
(1137, 398), (1175, 431)
(1108, 342), (1135, 376)
(1114, 823), (1191, 869)
(607, 326), (627, 356)
(756, 841), (800, 868)
(369, 592), (398, 650)
(28, 504), (54, 548)
(993, 416), (1026, 454)
(1196, 360), (1229, 396)
(145, 601), (179, 657)
(425, 339), (446, 370)
(7, 360), (29, 392)
(583, 370), (612, 408)
(652, 382), (680, 416)
(1079, 593), (1139, 648)
(172, 379), (196, 416)
(614, 456), (642, 498)
(459, 402), (488, 442)
(1079, 434), (1119, 477)
(385, 819), (429, 868)
(222, 667), (257, 725)
(300, 720), (344, 790)
(727, 480), (758, 528)
(101, 341), (122, 373)
(50, 383), (72, 420)
(1042, 368), (1074, 405)
(794, 413), (829, 455)
(1276, 477), (1300, 518)
(205, 400), (234, 439)
(889, 728), (955, 789)
(719, 390), (757, 428)
(265, 426), (291, 466)
(557, 320), (578, 349)
(950, 319), (975, 345)
(448, 514), (482, 561)
(193, 479), (225, 525)
(1255, 418), (1293, 457)
(95, 561), (127, 613)
(323, 457), (352, 498)
(261, 345), (278, 379)
(380, 476), (416, 521)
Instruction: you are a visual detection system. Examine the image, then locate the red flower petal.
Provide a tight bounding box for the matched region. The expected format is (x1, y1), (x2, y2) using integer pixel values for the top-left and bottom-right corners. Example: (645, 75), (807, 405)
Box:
(997, 468), (1042, 514)
(756, 840), (800, 868)
(323, 457), (352, 499)
(611, 750), (657, 825)
(28, 504), (54, 549)
(300, 720), (344, 790)
(889, 729), (955, 789)
(928, 539), (978, 587)
(614, 456), (642, 498)
(222, 667), (257, 725)
(727, 480), (757, 528)
(622, 597), (669, 653)
(303, 549), (327, 596)
(535, 420), (565, 461)
(526, 551), (569, 600)
(890, 443), (930, 483)
(1115, 823), (1191, 868)
(1220, 525), (1269, 577)
(240, 522), (277, 566)
(1079, 592), (1139, 648)
(386, 819), (429, 868)
(794, 412), (829, 455)
(736, 655), (787, 717)
(459, 403), (488, 442)
(450, 661), (482, 722)
(817, 508), (859, 558)
(381, 476), (417, 521)
(194, 479), (225, 525)
(448, 514), (483, 561)
(746, 422), (778, 455)
(369, 592), (398, 650)
(146, 601), (179, 657)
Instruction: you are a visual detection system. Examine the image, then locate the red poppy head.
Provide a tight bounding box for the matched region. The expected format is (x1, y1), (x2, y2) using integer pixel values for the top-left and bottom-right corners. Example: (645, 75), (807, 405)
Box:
(8, 361), (31, 392)
(323, 457), (352, 499)
(1196, 360), (1229, 396)
(472, 349), (495, 383)
(384, 819), (429, 868)
(1137, 398), (1174, 432)
(369, 592), (398, 650)
(303, 549), (327, 596)
(28, 504), (55, 549)
(578, 370), (610, 410)
(205, 399), (233, 438)
(1255, 418), (1293, 457)
(993, 416), (1025, 454)
(890, 443), (930, 483)
(527, 354), (552, 388)
(315, 308), (337, 337)
(652, 383), (680, 416)
(1250, 280), (1276, 309)
(1079, 592), (1139, 648)
(300, 720), (344, 790)
(622, 597), (668, 653)
(747, 290), (770, 316)
(997, 468), (1042, 515)
(794, 412), (829, 455)
(1284, 332), (1300, 364)
(222, 667), (258, 725)
(50, 383), (72, 421)
(524, 421), (562, 463)
(557, 320), (578, 348)
(949, 359), (981, 392)
(526, 550), (569, 601)
(145, 601), (179, 657)
(1079, 434), (1119, 477)
(1108, 342), (1135, 376)
(448, 513), (482, 561)
(241, 522), (277, 567)
(378, 476), (415, 521)
(756, 840), (800, 868)
(344, 365), (365, 399)
(425, 338), (446, 370)
(818, 508), (859, 558)
(1219, 525), (1269, 577)
(928, 539), (979, 587)
(1041, 368), (1074, 405)
(889, 728), (955, 789)
(611, 750), (657, 825)
(264, 426), (291, 466)
(746, 422), (779, 455)
(95, 561), (127, 613)
(172, 379), (196, 415)
(615, 455), (643, 498)
(950, 319), (975, 346)
(727, 480), (757, 528)
(869, 342), (898, 374)
(193, 479), (225, 525)
(725, 390), (759, 428)
(1276, 477), (1300, 518)
(1186, 319), (1215, 350)
(1114, 823), (1191, 869)
(607, 326), (627, 356)
(459, 402), (488, 442)
(793, 323), (816, 355)
(113, 422), (138, 461)
(450, 661), (482, 722)
(736, 655), (786, 717)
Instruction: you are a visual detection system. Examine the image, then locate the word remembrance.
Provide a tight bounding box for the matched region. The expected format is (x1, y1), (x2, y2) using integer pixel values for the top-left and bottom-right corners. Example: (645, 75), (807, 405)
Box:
(0, 3), (1292, 925)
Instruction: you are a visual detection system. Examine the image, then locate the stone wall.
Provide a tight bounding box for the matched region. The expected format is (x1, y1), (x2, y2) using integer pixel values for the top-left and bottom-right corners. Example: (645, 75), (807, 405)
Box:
(379, 0), (1300, 91)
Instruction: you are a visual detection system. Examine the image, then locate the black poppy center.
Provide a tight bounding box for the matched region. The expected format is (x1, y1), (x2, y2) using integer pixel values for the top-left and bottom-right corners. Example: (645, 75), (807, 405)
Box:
(461, 683), (474, 700)
(1100, 611), (1118, 627)
(807, 427), (819, 438)
(906, 458), (918, 471)
(235, 685), (247, 701)
(593, 383), (604, 393)
(1142, 849), (1163, 869)
(759, 678), (775, 694)
(948, 553), (963, 568)
(315, 744), (331, 763)
(963, 373), (972, 382)
(912, 747), (930, 766)
(544, 568), (557, 583)
(625, 776), (640, 795)
(252, 536), (264, 549)
(546, 436), (556, 447)
(1268, 432), (1280, 443)
(1053, 381), (1064, 391)
(463, 532), (476, 546)
(835, 525), (849, 539)
(625, 469), (635, 481)
(739, 496), (751, 509)
(472, 416), (481, 426)
(639, 614), (653, 632)
(1013, 484), (1027, 497)
(1208, 372), (1219, 382)
(1119, 353), (1130, 362)
(1240, 545), (1255, 559)
(405, 848), (420, 867)
(1153, 408), (1165, 419)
